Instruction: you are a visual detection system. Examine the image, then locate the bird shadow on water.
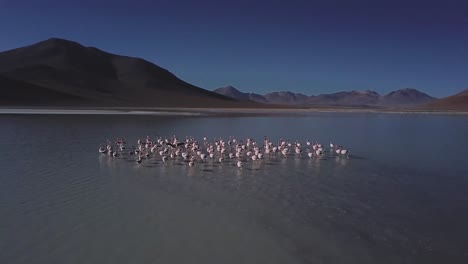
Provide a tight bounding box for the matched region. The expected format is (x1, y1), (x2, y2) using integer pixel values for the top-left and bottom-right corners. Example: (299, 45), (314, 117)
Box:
(348, 154), (366, 160)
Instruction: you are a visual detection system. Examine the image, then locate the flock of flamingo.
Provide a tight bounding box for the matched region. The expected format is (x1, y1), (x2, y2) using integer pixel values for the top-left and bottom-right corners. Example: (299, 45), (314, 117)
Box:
(99, 136), (350, 167)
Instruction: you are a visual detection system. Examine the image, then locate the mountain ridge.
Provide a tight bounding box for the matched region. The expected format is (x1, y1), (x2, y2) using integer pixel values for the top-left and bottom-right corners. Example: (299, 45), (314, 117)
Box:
(0, 38), (465, 110)
(213, 86), (436, 108)
(0, 38), (261, 108)
(419, 88), (468, 110)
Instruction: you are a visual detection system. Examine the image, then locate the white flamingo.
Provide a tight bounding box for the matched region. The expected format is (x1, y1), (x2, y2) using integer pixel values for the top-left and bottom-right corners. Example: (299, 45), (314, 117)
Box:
(99, 146), (107, 154)
(189, 156), (195, 166)
(100, 135), (352, 169)
(295, 146), (302, 154)
(340, 149), (350, 158)
(200, 153), (206, 161)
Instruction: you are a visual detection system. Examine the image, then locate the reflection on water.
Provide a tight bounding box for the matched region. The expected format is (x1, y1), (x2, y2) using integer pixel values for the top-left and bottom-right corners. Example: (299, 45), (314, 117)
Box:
(1, 114), (468, 264)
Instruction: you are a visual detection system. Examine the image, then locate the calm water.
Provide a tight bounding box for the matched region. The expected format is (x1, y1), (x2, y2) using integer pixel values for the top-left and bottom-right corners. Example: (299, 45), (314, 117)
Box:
(1, 113), (468, 264)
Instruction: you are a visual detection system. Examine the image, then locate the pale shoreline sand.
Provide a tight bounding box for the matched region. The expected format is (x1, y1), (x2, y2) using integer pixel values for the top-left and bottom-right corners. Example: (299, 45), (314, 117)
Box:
(0, 108), (203, 116)
(1, 107), (467, 116)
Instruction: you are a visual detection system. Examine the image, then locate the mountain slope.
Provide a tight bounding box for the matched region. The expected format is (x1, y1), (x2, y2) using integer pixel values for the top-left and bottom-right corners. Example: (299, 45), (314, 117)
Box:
(0, 38), (260, 107)
(213, 86), (267, 103)
(380, 88), (435, 107)
(420, 89), (468, 110)
(307, 90), (381, 106)
(0, 74), (90, 106)
(264, 91), (309, 105)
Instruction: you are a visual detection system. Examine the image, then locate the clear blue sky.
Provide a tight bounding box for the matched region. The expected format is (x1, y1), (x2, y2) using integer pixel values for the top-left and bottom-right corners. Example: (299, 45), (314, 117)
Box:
(1, 0), (467, 97)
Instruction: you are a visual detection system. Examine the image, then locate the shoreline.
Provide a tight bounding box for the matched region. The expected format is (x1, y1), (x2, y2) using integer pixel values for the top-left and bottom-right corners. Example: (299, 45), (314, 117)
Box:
(1, 107), (467, 116)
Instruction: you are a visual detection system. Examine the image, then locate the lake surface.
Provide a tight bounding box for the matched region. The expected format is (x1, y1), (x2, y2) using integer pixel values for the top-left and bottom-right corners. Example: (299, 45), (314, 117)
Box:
(1, 113), (467, 264)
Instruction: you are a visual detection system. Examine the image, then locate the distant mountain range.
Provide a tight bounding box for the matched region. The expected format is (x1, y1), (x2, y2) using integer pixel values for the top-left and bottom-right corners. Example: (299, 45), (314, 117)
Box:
(212, 86), (267, 103)
(0, 38), (466, 110)
(214, 86), (436, 108)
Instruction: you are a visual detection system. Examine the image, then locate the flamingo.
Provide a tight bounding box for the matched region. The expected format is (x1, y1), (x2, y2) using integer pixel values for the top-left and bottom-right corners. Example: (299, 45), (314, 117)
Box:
(295, 146), (302, 154)
(189, 156), (195, 166)
(340, 149), (350, 158)
(99, 145), (107, 154)
(150, 145), (157, 153)
(100, 135), (353, 169)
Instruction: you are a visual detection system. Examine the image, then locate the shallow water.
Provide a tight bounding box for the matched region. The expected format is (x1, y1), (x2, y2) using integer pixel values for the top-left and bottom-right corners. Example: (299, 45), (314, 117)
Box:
(1, 113), (467, 264)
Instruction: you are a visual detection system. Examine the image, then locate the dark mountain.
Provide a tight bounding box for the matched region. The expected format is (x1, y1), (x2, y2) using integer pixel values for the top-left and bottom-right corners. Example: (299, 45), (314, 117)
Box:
(0, 38), (261, 107)
(307, 90), (381, 106)
(380, 88), (435, 107)
(420, 89), (468, 110)
(263, 91), (309, 105)
(213, 86), (267, 103)
(213, 87), (308, 105)
(0, 74), (90, 106)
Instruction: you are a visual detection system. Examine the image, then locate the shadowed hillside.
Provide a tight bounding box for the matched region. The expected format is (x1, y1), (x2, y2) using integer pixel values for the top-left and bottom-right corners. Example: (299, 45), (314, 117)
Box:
(419, 89), (468, 111)
(0, 74), (91, 106)
(213, 86), (267, 103)
(0, 38), (262, 108)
